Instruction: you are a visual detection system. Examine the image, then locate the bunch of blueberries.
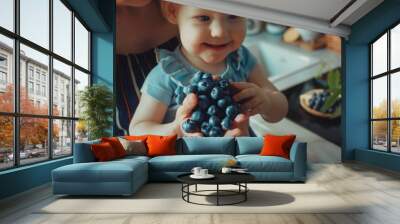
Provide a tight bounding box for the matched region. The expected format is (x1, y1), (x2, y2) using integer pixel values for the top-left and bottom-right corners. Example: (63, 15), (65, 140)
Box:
(308, 90), (339, 113)
(175, 72), (240, 137)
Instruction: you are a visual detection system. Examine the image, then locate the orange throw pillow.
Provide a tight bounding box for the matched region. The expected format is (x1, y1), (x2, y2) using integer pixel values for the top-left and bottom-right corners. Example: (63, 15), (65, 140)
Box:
(124, 135), (149, 141)
(260, 134), (296, 159)
(146, 135), (177, 157)
(91, 142), (118, 161)
(101, 137), (126, 158)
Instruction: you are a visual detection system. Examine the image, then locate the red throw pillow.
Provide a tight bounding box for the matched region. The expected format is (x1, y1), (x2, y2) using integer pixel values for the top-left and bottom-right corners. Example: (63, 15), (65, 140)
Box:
(91, 142), (118, 161)
(260, 134), (296, 159)
(146, 135), (177, 157)
(101, 137), (126, 158)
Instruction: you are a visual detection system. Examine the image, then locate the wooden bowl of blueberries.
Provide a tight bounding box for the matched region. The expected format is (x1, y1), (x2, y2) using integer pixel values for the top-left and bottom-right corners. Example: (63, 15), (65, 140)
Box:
(299, 89), (341, 119)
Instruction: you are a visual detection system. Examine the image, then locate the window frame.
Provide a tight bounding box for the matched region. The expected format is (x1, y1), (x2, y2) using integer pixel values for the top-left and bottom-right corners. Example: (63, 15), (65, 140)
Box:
(0, 0), (92, 171)
(370, 20), (400, 154)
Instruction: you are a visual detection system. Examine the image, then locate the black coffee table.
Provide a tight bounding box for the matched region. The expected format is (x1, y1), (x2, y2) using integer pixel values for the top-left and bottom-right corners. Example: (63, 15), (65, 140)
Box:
(177, 173), (255, 206)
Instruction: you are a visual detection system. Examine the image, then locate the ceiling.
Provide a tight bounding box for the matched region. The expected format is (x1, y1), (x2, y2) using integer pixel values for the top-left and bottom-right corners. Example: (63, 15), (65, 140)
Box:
(167, 0), (384, 38)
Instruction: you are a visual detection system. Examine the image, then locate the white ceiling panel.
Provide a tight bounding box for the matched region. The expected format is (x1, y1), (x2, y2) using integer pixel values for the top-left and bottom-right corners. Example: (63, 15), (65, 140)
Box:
(226, 0), (352, 21)
(167, 0), (384, 38)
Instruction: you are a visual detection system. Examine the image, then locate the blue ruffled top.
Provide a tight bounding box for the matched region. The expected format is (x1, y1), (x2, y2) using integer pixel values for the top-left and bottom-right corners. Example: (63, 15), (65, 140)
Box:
(141, 45), (256, 123)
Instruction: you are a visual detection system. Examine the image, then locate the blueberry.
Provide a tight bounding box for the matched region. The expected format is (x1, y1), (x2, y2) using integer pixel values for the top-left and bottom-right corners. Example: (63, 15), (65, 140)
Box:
(217, 96), (232, 109)
(209, 126), (223, 137)
(197, 80), (212, 93)
(198, 95), (210, 110)
(226, 105), (239, 118)
(192, 72), (203, 83)
(191, 110), (206, 122)
(218, 79), (230, 89)
(183, 85), (197, 95)
(201, 73), (212, 81)
(208, 116), (221, 127)
(210, 87), (224, 100)
(207, 105), (221, 116)
(221, 117), (232, 130)
(182, 119), (199, 133)
(201, 122), (211, 134)
(309, 99), (316, 108)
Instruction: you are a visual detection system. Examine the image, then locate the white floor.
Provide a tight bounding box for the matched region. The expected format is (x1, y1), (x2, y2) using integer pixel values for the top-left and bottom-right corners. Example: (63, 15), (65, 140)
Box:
(1, 163), (400, 224)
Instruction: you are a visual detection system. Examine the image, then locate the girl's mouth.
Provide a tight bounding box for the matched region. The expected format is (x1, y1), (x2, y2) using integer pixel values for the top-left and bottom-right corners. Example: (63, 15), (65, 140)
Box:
(203, 42), (231, 51)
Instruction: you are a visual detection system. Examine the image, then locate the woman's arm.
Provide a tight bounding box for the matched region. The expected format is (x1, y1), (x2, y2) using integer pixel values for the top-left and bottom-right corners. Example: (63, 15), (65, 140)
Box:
(231, 63), (288, 123)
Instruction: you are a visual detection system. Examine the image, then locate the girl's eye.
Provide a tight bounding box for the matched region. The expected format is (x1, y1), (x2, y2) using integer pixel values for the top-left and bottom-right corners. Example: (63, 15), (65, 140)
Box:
(196, 15), (210, 22)
(228, 15), (238, 20)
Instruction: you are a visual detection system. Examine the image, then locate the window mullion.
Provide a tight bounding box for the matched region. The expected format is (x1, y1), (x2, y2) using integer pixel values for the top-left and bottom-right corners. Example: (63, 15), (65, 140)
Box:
(13, 0), (20, 167)
(49, 0), (54, 160)
(388, 29), (391, 152)
(71, 10), (76, 155)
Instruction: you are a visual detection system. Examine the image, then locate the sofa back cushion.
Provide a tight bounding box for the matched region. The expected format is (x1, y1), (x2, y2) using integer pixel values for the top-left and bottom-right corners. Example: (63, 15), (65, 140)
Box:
(73, 139), (100, 163)
(235, 137), (264, 155)
(178, 137), (235, 155)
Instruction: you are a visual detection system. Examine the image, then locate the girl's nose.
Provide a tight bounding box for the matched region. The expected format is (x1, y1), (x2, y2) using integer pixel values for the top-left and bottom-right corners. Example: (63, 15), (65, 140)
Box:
(210, 20), (228, 38)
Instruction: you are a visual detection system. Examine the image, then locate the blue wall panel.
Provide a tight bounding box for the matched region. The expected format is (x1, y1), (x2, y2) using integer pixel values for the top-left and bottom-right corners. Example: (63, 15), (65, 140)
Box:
(343, 0), (400, 170)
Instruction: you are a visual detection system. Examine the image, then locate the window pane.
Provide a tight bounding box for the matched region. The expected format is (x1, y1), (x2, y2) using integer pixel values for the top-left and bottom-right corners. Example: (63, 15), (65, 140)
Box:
(0, 116), (13, 170)
(74, 69), (89, 118)
(20, 117), (49, 165)
(372, 76), (387, 119)
(391, 72), (400, 118)
(75, 120), (88, 143)
(0, 0), (14, 31)
(20, 44), (49, 115)
(391, 24), (400, 70)
(74, 17), (89, 70)
(53, 119), (72, 158)
(372, 121), (388, 151)
(53, 0), (72, 60)
(20, 0), (49, 49)
(372, 33), (387, 76)
(53, 59), (72, 117)
(391, 120), (400, 153)
(0, 34), (14, 113)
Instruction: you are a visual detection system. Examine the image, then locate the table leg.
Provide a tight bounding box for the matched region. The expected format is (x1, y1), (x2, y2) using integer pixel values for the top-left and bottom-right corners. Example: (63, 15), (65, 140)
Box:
(195, 184), (197, 192)
(217, 184), (219, 206)
(245, 183), (247, 201)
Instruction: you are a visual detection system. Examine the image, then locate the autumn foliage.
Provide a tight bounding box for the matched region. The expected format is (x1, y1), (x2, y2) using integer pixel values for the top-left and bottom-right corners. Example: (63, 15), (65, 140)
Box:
(0, 84), (59, 150)
(372, 99), (400, 141)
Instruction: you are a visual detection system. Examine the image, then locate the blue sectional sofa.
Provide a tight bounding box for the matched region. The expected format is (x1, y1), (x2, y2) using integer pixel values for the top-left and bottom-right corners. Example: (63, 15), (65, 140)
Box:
(52, 137), (307, 196)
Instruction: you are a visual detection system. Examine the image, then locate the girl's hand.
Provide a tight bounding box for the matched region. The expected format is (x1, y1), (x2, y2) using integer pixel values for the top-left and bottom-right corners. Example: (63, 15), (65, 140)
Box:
(224, 113), (250, 137)
(230, 82), (270, 116)
(174, 93), (203, 137)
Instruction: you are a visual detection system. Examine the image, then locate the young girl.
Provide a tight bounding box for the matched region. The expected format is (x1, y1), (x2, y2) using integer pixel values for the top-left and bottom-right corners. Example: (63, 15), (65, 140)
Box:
(129, 2), (288, 137)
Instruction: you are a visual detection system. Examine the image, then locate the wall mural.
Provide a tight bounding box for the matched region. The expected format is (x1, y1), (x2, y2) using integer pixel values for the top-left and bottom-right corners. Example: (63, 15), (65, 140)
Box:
(115, 0), (342, 162)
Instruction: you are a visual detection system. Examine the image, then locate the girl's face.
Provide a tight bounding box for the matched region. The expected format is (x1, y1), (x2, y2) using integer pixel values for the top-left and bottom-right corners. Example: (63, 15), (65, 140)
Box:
(176, 6), (246, 65)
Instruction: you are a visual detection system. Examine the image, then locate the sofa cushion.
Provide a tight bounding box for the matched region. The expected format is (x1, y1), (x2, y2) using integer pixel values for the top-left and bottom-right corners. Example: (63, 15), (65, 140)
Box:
(260, 134), (296, 159)
(91, 142), (118, 161)
(235, 137), (263, 155)
(147, 135), (177, 157)
(148, 154), (235, 172)
(101, 137), (127, 158)
(236, 155), (293, 172)
(178, 137), (235, 155)
(74, 140), (100, 163)
(53, 158), (148, 183)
